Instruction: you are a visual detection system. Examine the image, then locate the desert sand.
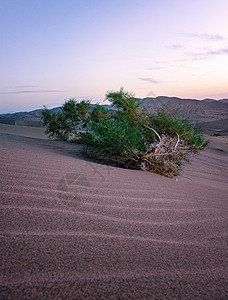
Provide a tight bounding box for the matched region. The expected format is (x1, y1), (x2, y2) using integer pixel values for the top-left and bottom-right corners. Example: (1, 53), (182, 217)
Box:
(0, 123), (47, 139)
(0, 125), (228, 299)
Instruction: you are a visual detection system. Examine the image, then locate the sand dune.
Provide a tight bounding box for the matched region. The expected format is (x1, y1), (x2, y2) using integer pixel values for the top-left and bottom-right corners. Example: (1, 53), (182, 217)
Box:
(0, 123), (47, 139)
(0, 127), (228, 299)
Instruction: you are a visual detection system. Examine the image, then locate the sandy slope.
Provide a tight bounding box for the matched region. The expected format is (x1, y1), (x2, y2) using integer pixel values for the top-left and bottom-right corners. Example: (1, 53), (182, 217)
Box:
(0, 129), (228, 299)
(0, 123), (47, 139)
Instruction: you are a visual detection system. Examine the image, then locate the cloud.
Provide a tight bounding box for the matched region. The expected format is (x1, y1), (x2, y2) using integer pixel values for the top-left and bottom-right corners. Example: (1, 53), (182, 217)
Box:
(146, 66), (165, 70)
(0, 90), (64, 95)
(14, 85), (37, 88)
(187, 47), (228, 60)
(184, 33), (225, 42)
(139, 78), (160, 84)
(167, 44), (183, 50)
(154, 60), (167, 65)
(207, 48), (228, 55)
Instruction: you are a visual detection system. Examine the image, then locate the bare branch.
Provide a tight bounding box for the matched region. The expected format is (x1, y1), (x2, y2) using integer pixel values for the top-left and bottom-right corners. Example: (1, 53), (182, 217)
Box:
(144, 125), (162, 143)
(174, 132), (180, 151)
(143, 158), (152, 165)
(148, 151), (177, 157)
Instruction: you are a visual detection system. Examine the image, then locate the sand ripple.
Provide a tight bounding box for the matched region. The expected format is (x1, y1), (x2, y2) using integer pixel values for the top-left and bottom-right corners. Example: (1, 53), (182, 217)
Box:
(0, 132), (228, 299)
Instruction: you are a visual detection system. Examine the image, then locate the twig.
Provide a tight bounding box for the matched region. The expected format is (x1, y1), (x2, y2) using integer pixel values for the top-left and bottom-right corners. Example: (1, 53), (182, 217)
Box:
(174, 132), (180, 151)
(144, 125), (162, 143)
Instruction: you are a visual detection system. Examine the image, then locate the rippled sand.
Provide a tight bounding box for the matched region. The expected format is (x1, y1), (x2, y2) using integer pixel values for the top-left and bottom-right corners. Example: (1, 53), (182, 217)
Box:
(0, 126), (228, 299)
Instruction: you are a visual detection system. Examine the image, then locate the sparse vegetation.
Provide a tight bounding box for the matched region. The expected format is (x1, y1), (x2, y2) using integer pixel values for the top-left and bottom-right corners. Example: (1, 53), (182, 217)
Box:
(42, 88), (207, 178)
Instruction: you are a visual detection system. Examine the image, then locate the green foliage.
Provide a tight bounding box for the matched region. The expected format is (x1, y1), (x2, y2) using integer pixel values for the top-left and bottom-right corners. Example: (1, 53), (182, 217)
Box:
(42, 99), (90, 141)
(42, 89), (207, 178)
(62, 99), (90, 128)
(83, 115), (146, 160)
(42, 108), (71, 141)
(148, 110), (205, 150)
(106, 87), (147, 123)
(89, 104), (109, 123)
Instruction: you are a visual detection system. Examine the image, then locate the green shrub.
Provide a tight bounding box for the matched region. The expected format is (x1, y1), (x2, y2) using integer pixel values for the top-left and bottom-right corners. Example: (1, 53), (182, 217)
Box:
(42, 89), (207, 177)
(148, 110), (206, 150)
(42, 99), (90, 141)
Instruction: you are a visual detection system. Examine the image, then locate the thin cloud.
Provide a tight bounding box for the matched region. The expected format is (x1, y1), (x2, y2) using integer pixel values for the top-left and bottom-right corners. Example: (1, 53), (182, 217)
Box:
(14, 85), (37, 88)
(146, 66), (165, 70)
(187, 47), (228, 61)
(154, 60), (167, 65)
(207, 48), (228, 55)
(0, 90), (64, 95)
(139, 78), (160, 84)
(184, 33), (225, 42)
(146, 60), (167, 70)
(167, 44), (183, 50)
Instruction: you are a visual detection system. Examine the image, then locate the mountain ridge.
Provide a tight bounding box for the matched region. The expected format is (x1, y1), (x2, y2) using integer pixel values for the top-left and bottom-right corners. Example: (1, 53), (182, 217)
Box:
(0, 97), (227, 135)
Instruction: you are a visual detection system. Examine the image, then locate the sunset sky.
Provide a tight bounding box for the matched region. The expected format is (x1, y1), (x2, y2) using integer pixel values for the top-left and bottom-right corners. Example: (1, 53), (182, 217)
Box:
(0, 0), (228, 113)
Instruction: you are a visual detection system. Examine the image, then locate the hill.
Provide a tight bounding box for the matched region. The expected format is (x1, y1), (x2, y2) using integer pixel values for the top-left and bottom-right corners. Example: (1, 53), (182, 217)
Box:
(140, 97), (228, 135)
(0, 98), (227, 135)
(0, 107), (61, 127)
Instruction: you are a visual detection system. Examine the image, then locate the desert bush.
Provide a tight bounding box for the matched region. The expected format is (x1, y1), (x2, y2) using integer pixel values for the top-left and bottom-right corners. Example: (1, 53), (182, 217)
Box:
(148, 110), (206, 150)
(42, 99), (90, 140)
(42, 88), (207, 177)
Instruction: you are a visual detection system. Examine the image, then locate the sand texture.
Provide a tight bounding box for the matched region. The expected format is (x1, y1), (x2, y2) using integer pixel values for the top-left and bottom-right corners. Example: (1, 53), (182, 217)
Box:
(0, 128), (228, 299)
(0, 123), (47, 139)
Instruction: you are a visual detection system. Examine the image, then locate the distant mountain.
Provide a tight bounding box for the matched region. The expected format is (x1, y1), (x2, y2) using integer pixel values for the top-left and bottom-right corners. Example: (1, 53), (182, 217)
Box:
(140, 96), (228, 122)
(219, 99), (228, 103)
(0, 105), (111, 127)
(139, 96), (228, 135)
(202, 98), (216, 103)
(0, 107), (61, 127)
(0, 97), (227, 135)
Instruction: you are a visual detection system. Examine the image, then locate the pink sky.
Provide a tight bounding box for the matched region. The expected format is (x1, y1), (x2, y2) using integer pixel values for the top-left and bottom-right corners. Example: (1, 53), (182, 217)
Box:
(0, 0), (228, 113)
